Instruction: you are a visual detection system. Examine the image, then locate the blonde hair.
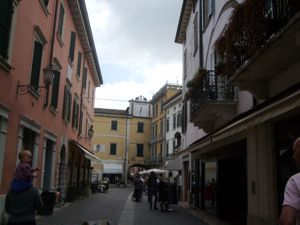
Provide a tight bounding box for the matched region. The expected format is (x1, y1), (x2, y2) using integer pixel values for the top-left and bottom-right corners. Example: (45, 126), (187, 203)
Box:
(18, 150), (32, 161)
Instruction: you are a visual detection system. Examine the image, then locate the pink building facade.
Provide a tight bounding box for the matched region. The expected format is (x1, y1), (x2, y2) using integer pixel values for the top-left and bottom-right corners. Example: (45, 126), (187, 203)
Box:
(0, 0), (102, 217)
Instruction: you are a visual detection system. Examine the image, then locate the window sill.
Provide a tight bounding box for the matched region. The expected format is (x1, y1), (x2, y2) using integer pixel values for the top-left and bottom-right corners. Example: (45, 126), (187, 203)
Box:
(56, 34), (64, 47)
(0, 56), (13, 72)
(49, 106), (58, 115)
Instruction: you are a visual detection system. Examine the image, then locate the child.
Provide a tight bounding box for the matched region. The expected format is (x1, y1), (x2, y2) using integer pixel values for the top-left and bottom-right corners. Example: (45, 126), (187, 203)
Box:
(11, 150), (39, 192)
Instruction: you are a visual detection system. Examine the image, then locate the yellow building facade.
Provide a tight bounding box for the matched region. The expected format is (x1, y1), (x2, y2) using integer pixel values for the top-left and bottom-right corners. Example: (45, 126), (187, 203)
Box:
(149, 84), (182, 167)
(92, 96), (152, 183)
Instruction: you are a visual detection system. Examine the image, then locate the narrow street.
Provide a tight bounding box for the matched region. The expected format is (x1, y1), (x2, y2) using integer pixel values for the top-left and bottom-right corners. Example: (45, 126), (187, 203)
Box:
(37, 186), (207, 225)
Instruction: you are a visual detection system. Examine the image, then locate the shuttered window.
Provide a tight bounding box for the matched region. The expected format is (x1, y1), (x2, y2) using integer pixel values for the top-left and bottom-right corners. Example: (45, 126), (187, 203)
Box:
(79, 110), (83, 135)
(110, 143), (117, 155)
(30, 41), (43, 90)
(72, 97), (79, 128)
(69, 31), (76, 62)
(62, 85), (72, 122)
(82, 67), (87, 89)
(50, 71), (60, 109)
(76, 51), (82, 77)
(57, 3), (65, 38)
(111, 120), (117, 130)
(0, 0), (13, 59)
(136, 144), (144, 157)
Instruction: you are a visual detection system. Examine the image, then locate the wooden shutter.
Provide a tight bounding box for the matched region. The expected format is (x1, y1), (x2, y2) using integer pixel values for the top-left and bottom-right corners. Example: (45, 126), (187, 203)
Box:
(0, 0), (13, 59)
(69, 31), (76, 62)
(62, 86), (67, 120)
(58, 4), (64, 37)
(67, 91), (72, 122)
(30, 41), (43, 90)
(76, 51), (82, 76)
(51, 71), (60, 109)
(82, 67), (87, 89)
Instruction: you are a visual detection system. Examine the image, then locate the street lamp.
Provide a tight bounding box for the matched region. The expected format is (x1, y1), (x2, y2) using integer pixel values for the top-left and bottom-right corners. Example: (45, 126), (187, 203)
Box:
(16, 64), (56, 109)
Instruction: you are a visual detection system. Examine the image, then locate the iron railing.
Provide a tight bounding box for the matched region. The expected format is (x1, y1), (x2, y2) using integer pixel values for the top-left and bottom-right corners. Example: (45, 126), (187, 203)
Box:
(190, 71), (237, 117)
(219, 0), (300, 77)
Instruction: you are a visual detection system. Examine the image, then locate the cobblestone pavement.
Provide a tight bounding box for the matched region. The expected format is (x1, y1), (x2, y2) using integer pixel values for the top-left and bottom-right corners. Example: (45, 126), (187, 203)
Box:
(37, 186), (207, 225)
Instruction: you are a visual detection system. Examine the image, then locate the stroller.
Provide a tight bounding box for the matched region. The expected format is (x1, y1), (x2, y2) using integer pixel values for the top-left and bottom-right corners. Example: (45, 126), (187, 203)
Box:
(132, 175), (144, 202)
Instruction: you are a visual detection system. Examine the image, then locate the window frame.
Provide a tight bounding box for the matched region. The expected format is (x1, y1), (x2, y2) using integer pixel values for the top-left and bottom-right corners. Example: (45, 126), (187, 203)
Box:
(111, 120), (118, 131)
(110, 143), (117, 155)
(136, 144), (144, 157)
(137, 122), (144, 133)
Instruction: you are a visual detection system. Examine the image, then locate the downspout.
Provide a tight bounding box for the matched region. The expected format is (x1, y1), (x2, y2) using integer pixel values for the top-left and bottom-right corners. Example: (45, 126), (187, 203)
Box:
(44, 0), (59, 109)
(199, 0), (203, 68)
(49, 0), (59, 65)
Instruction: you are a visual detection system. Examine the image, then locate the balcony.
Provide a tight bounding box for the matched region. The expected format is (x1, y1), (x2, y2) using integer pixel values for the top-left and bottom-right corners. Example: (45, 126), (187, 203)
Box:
(187, 70), (237, 133)
(216, 0), (300, 99)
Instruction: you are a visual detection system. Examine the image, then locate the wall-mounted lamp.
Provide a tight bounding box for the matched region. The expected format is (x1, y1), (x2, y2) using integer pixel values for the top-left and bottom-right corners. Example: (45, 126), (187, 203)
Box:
(16, 64), (56, 109)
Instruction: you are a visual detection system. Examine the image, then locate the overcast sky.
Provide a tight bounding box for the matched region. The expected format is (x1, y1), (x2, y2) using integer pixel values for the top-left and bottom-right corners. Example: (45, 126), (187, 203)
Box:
(85, 0), (183, 109)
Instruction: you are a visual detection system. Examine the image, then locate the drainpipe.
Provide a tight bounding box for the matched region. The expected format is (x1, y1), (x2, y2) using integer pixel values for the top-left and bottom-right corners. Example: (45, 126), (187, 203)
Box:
(199, 0), (203, 68)
(43, 0), (59, 109)
(124, 108), (129, 186)
(49, 0), (58, 66)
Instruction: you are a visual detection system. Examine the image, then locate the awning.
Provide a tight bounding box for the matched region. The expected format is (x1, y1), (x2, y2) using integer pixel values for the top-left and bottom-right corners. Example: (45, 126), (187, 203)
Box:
(70, 140), (102, 164)
(103, 164), (123, 174)
(165, 157), (182, 171)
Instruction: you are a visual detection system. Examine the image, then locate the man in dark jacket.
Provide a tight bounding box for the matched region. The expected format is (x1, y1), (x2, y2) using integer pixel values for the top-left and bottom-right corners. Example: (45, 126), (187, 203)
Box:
(5, 185), (43, 225)
(146, 171), (158, 210)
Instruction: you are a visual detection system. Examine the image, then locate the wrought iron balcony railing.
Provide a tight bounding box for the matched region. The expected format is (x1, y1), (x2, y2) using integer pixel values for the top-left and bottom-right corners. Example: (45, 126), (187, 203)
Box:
(190, 71), (237, 117)
(216, 0), (300, 78)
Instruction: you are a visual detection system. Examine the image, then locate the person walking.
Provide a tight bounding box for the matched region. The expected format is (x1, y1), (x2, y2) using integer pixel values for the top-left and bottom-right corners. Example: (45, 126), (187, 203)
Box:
(146, 171), (158, 210)
(158, 176), (169, 212)
(279, 137), (300, 225)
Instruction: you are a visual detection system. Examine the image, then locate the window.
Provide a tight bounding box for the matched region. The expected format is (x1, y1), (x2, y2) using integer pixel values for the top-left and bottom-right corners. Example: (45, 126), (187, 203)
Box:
(111, 120), (117, 130)
(79, 110), (83, 135)
(0, 0), (13, 59)
(87, 80), (90, 101)
(152, 104), (156, 117)
(72, 97), (79, 129)
(110, 143), (117, 155)
(42, 0), (49, 6)
(193, 13), (198, 56)
(62, 85), (72, 122)
(30, 40), (44, 91)
(137, 122), (144, 133)
(160, 100), (164, 113)
(50, 70), (60, 109)
(166, 141), (169, 156)
(173, 114), (176, 130)
(136, 144), (144, 157)
(166, 118), (170, 132)
(202, 0), (215, 30)
(57, 3), (65, 39)
(183, 50), (187, 79)
(76, 51), (82, 77)
(68, 31), (76, 63)
(82, 67), (87, 90)
(160, 120), (163, 136)
(177, 112), (182, 128)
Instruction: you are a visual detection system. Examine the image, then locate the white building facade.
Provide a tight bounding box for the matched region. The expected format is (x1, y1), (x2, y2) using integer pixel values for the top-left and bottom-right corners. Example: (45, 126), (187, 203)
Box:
(175, 0), (300, 225)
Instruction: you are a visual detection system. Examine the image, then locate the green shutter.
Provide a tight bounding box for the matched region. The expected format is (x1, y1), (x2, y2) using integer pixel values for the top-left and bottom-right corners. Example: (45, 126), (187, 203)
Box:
(82, 67), (87, 89)
(58, 4), (64, 37)
(30, 41), (43, 90)
(69, 31), (76, 62)
(62, 86), (67, 120)
(72, 98), (76, 127)
(0, 0), (13, 58)
(77, 51), (82, 76)
(51, 71), (60, 109)
(67, 92), (72, 122)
